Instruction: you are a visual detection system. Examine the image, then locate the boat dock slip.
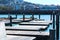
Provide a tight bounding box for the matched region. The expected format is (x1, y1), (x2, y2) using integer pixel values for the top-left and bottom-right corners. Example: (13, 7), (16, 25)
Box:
(19, 22), (50, 26)
(7, 35), (36, 40)
(30, 20), (53, 24)
(6, 31), (49, 37)
(20, 20), (53, 25)
(6, 25), (48, 31)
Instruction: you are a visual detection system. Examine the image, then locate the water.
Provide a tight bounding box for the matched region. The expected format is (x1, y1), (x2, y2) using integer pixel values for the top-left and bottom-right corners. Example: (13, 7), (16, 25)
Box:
(0, 15), (50, 20)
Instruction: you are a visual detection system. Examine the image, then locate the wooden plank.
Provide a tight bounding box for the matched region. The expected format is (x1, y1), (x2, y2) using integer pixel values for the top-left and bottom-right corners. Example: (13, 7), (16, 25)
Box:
(6, 31), (49, 36)
(6, 25), (47, 31)
(56, 14), (59, 40)
(7, 35), (36, 40)
(19, 22), (50, 26)
(30, 20), (53, 24)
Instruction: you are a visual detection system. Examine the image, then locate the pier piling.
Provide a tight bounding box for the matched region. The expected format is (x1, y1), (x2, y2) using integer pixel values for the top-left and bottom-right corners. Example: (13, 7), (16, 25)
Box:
(10, 16), (12, 26)
(56, 14), (59, 40)
(50, 29), (55, 40)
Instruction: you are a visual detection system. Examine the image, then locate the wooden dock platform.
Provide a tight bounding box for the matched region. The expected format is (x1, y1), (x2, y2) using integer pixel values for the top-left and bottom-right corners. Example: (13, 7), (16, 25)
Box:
(7, 35), (36, 40)
(6, 31), (49, 37)
(19, 22), (50, 26)
(30, 20), (52, 24)
(6, 25), (48, 31)
(19, 20), (52, 26)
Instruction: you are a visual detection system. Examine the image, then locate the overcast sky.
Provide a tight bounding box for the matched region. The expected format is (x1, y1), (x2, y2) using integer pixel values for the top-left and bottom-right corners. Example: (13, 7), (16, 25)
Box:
(24, 0), (60, 5)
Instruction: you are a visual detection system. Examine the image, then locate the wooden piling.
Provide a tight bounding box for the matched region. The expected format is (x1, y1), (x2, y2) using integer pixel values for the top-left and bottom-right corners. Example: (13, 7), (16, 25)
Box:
(56, 14), (59, 40)
(39, 14), (40, 19)
(50, 29), (55, 40)
(10, 16), (12, 26)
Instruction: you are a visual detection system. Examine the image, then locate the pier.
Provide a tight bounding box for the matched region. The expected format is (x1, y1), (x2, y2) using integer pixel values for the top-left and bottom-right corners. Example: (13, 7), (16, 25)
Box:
(6, 25), (48, 31)
(19, 20), (52, 26)
(7, 35), (36, 40)
(0, 6), (60, 40)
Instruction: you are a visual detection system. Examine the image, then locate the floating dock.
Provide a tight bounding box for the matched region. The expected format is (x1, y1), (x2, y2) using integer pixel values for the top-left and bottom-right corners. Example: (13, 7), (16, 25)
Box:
(19, 22), (50, 26)
(7, 35), (36, 40)
(30, 20), (52, 24)
(7, 31), (49, 36)
(6, 25), (48, 31)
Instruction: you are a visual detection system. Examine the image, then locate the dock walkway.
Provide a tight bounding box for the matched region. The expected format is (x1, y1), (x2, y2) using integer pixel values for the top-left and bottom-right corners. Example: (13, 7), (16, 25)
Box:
(19, 20), (52, 26)
(6, 31), (49, 37)
(7, 35), (36, 40)
(6, 25), (48, 31)
(30, 20), (52, 24)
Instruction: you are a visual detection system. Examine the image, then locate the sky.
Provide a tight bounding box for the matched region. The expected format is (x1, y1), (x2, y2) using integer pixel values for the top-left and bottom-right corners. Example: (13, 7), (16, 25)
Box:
(24, 0), (60, 5)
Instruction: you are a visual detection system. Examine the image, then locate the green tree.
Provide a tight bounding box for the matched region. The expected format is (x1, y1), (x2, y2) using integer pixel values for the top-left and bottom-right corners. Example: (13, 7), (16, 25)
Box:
(0, 5), (14, 10)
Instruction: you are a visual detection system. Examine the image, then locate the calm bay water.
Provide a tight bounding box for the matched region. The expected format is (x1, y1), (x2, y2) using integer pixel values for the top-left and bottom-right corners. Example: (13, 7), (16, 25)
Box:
(0, 15), (50, 21)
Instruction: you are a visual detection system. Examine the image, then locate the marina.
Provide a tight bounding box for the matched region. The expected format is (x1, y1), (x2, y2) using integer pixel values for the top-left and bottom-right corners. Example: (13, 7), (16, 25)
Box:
(0, 9), (58, 40)
(0, 0), (60, 40)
